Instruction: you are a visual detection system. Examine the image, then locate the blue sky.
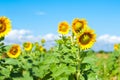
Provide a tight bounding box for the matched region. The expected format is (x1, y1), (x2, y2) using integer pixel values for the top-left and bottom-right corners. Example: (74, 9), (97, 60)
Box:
(1, 0), (120, 51)
(0, 0), (120, 36)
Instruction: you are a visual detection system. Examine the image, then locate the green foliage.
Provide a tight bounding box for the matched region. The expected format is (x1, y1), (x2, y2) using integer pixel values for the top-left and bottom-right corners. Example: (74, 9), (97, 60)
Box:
(1, 35), (120, 80)
(1, 19), (120, 80)
(0, 37), (6, 53)
(0, 34), (97, 80)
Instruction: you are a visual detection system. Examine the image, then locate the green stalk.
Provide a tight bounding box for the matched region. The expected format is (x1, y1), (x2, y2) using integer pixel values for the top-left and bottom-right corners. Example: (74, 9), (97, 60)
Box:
(71, 33), (74, 46)
(71, 32), (81, 80)
(76, 48), (81, 80)
(118, 54), (120, 79)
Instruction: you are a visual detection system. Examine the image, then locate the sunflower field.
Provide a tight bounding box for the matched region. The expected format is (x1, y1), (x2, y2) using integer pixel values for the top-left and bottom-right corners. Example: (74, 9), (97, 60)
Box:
(0, 16), (120, 80)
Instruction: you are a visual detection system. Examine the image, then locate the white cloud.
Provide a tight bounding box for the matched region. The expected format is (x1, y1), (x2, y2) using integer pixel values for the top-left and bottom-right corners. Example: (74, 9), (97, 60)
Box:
(43, 33), (58, 41)
(97, 34), (120, 43)
(5, 30), (120, 51)
(92, 34), (120, 51)
(4, 29), (57, 46)
(5, 29), (37, 44)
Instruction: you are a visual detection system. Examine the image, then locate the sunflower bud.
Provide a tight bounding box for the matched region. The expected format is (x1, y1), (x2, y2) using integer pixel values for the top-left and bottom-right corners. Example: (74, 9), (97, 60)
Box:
(41, 39), (46, 44)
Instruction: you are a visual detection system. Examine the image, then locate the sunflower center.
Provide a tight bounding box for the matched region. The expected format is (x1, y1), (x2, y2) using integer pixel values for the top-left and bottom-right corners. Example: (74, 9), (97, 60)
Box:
(24, 43), (30, 48)
(10, 48), (18, 55)
(114, 44), (119, 50)
(75, 22), (82, 29)
(75, 22), (83, 33)
(0, 24), (2, 28)
(0, 23), (6, 33)
(39, 46), (43, 51)
(61, 25), (67, 31)
(79, 33), (91, 45)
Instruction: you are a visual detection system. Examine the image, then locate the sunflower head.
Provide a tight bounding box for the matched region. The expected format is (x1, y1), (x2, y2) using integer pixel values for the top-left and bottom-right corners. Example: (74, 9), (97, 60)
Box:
(7, 44), (21, 58)
(58, 21), (70, 35)
(72, 18), (87, 35)
(39, 45), (44, 52)
(77, 29), (96, 50)
(49, 47), (54, 52)
(39, 45), (46, 52)
(41, 38), (46, 44)
(0, 16), (12, 38)
(23, 42), (32, 51)
(35, 42), (39, 47)
(114, 44), (119, 51)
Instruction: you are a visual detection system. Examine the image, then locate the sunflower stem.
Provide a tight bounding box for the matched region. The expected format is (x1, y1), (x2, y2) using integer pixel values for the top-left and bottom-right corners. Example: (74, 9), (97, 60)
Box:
(76, 48), (81, 80)
(118, 53), (120, 78)
(71, 32), (74, 46)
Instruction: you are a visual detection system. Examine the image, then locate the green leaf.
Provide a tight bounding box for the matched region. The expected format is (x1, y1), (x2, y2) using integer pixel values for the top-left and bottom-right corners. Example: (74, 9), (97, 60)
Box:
(0, 76), (5, 80)
(0, 67), (10, 77)
(22, 71), (33, 80)
(0, 42), (4, 46)
(5, 58), (19, 65)
(43, 54), (59, 64)
(51, 64), (67, 78)
(32, 64), (50, 78)
(65, 66), (76, 75)
(0, 37), (4, 42)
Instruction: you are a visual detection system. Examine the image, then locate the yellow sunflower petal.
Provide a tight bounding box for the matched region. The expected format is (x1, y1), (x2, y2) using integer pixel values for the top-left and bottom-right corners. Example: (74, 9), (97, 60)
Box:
(77, 29), (96, 50)
(72, 18), (87, 35)
(0, 16), (12, 38)
(7, 44), (21, 58)
(39, 45), (46, 52)
(58, 21), (70, 35)
(114, 44), (119, 51)
(23, 42), (32, 51)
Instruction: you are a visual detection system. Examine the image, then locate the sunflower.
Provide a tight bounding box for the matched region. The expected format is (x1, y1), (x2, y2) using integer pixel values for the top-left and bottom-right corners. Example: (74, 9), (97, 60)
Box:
(72, 18), (87, 35)
(114, 44), (119, 51)
(23, 42), (32, 51)
(41, 38), (46, 44)
(39, 45), (44, 52)
(77, 29), (96, 50)
(39, 45), (46, 52)
(7, 44), (21, 58)
(0, 16), (11, 38)
(58, 21), (70, 34)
